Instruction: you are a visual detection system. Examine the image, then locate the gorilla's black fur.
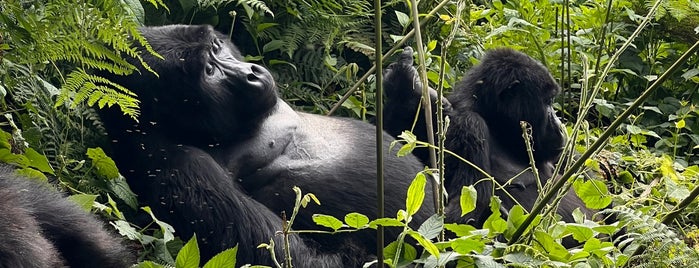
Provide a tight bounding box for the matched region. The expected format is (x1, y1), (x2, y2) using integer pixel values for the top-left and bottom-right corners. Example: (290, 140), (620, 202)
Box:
(383, 47), (591, 225)
(0, 165), (132, 267)
(98, 25), (433, 266)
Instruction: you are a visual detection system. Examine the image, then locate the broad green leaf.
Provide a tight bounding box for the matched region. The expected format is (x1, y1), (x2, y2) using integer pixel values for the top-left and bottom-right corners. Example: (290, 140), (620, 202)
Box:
(676, 119), (686, 129)
(394, 11), (410, 28)
(109, 177), (139, 210)
(369, 218), (404, 229)
(68, 194), (98, 212)
(566, 224), (594, 243)
(383, 241), (417, 266)
(87, 147), (120, 179)
(444, 223), (476, 237)
(263, 40), (285, 53)
(24, 148), (53, 174)
(176, 235), (200, 268)
(408, 230), (439, 258)
(203, 245), (237, 268)
(406, 172), (426, 216)
(256, 23), (278, 32)
(583, 238), (615, 257)
(533, 231), (570, 262)
(15, 168), (47, 181)
(459, 185), (477, 216)
(592, 224), (619, 235)
(0, 148), (29, 167)
(572, 179), (611, 209)
(426, 40), (437, 52)
(313, 214), (343, 231)
(344, 212), (369, 229)
(451, 236), (485, 254)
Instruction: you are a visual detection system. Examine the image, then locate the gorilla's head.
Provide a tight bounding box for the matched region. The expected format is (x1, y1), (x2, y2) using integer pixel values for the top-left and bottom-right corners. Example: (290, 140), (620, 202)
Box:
(106, 25), (277, 144)
(453, 48), (565, 161)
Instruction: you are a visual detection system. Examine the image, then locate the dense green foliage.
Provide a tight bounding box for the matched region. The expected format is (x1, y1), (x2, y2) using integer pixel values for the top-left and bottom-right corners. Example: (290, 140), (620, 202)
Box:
(1, 0), (699, 267)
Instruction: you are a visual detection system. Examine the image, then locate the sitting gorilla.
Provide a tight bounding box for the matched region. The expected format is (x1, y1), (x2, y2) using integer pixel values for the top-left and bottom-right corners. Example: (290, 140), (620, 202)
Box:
(0, 164), (131, 267)
(383, 47), (591, 225)
(98, 25), (433, 266)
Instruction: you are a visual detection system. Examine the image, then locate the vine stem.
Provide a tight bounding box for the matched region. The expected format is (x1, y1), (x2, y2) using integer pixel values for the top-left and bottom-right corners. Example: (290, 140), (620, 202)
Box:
(373, 0), (385, 266)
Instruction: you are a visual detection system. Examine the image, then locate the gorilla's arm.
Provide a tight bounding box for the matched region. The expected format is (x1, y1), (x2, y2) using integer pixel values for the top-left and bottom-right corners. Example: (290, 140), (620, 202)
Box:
(130, 144), (343, 266)
(383, 47), (451, 163)
(382, 48), (493, 225)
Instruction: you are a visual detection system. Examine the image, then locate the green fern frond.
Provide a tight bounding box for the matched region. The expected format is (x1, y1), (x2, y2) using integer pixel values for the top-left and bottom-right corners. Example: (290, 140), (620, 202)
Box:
(58, 70), (140, 120)
(609, 207), (699, 267)
(197, 0), (273, 16)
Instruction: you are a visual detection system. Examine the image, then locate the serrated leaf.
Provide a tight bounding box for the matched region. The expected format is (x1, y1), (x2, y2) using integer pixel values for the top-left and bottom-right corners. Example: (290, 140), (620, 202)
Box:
(203, 245), (237, 268)
(418, 214), (444, 240)
(109, 177), (139, 210)
(142, 206), (176, 242)
(313, 214), (343, 231)
(86, 147), (120, 179)
(176, 235), (200, 268)
(111, 220), (141, 240)
(406, 172), (427, 216)
(344, 212), (369, 229)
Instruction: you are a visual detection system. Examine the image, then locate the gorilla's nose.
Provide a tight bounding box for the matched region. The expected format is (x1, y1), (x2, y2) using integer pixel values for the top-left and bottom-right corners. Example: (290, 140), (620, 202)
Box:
(247, 63), (270, 83)
(227, 62), (275, 90)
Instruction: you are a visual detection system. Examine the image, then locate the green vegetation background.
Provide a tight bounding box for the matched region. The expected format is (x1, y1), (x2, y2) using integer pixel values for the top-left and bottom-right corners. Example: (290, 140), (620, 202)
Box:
(1, 0), (698, 267)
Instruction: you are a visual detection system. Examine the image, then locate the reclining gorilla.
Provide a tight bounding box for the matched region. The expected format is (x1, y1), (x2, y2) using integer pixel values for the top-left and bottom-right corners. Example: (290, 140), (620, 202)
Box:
(383, 47), (592, 225)
(98, 25), (433, 266)
(0, 164), (131, 267)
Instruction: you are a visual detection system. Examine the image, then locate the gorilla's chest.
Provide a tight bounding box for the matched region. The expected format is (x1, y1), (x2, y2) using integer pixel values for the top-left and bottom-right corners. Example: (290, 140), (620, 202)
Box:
(223, 102), (354, 190)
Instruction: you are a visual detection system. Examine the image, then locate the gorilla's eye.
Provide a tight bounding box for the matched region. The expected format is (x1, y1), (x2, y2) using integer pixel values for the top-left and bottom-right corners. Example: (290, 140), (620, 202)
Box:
(205, 62), (214, 75)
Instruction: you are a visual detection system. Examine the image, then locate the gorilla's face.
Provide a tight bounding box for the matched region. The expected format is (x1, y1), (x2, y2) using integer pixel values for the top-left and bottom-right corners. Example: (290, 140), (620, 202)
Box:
(114, 25), (277, 144)
(469, 49), (566, 161)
